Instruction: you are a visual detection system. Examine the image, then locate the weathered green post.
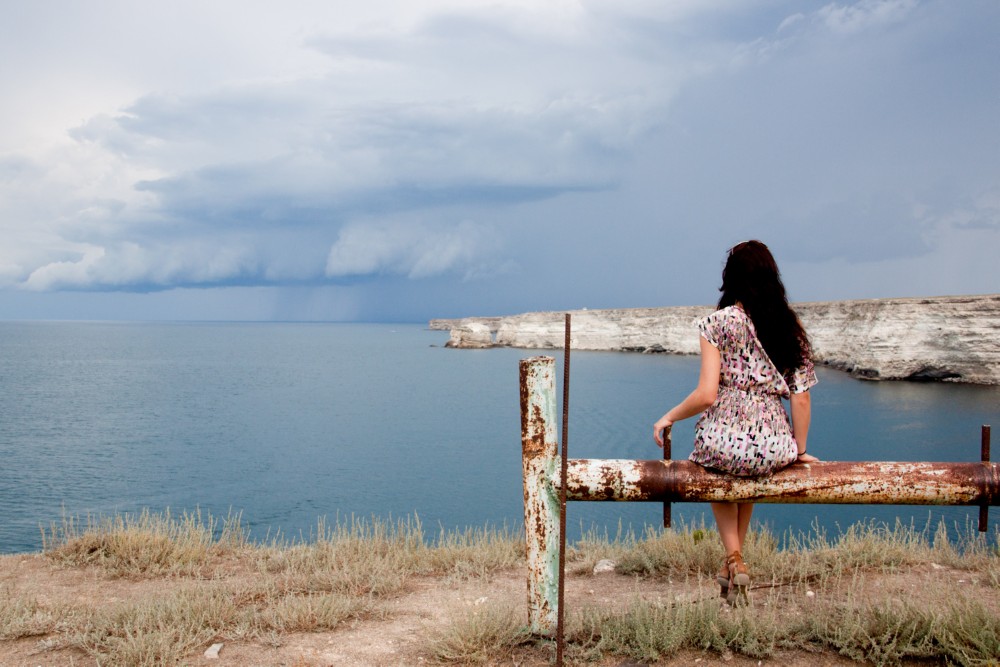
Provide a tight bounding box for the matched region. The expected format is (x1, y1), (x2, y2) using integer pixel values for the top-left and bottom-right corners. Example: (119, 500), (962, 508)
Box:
(519, 356), (560, 636)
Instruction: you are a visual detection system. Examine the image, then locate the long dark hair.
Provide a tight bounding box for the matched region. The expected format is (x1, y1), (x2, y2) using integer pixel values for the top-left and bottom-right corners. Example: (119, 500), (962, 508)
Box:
(717, 240), (810, 375)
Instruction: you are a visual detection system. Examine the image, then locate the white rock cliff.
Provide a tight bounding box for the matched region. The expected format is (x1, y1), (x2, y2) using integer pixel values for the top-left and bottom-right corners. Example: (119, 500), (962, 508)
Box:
(432, 294), (1000, 384)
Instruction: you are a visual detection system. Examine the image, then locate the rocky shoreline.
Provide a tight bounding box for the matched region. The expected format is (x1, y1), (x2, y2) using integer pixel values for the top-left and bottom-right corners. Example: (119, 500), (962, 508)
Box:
(430, 294), (1000, 385)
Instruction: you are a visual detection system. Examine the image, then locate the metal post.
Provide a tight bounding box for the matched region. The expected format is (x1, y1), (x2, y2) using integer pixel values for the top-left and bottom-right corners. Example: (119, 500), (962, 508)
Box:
(981, 425), (992, 531)
(520, 356), (560, 636)
(662, 425), (672, 528)
(556, 315), (570, 665)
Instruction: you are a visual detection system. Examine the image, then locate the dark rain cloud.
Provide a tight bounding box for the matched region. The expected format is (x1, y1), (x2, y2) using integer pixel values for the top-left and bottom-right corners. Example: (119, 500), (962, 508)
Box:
(0, 1), (997, 319)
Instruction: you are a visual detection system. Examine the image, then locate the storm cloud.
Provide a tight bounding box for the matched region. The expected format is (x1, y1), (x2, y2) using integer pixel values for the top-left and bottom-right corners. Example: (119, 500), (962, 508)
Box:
(0, 0), (996, 320)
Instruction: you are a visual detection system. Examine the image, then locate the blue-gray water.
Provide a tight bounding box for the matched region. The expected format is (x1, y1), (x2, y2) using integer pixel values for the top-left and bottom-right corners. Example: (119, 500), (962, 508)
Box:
(1, 321), (997, 554)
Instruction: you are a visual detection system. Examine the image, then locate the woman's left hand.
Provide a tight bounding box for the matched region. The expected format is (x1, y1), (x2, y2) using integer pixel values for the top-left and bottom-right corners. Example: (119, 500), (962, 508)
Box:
(653, 416), (673, 447)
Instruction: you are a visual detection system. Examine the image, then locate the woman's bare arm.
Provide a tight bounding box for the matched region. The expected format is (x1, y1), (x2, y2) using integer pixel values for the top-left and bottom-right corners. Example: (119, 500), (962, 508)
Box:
(790, 390), (817, 461)
(653, 336), (721, 446)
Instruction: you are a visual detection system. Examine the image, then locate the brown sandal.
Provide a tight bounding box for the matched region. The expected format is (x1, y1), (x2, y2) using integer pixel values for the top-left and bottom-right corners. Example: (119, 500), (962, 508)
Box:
(725, 551), (750, 604)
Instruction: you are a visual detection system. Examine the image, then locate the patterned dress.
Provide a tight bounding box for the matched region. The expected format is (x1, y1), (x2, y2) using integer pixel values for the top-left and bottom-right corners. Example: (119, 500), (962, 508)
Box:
(689, 305), (818, 477)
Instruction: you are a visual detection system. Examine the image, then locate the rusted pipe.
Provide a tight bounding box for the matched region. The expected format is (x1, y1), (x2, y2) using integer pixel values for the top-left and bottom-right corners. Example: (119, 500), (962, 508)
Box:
(557, 459), (1000, 509)
(520, 356), (560, 636)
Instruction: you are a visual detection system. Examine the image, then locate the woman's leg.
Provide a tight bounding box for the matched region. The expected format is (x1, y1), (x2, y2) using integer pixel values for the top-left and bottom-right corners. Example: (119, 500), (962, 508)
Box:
(711, 502), (740, 558)
(736, 503), (754, 551)
(713, 501), (752, 601)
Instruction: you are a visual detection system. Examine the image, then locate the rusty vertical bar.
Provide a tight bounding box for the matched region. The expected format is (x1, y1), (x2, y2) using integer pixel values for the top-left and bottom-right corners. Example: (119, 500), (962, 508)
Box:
(981, 425), (991, 532)
(662, 425), (672, 528)
(520, 356), (560, 636)
(556, 314), (570, 665)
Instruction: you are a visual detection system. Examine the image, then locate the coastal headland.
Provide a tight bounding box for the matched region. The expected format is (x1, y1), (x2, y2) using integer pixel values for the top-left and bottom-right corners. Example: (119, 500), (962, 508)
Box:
(431, 294), (1000, 385)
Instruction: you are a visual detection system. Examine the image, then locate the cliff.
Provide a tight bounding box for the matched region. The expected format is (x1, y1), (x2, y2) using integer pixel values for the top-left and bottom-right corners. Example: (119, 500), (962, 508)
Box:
(431, 294), (1000, 384)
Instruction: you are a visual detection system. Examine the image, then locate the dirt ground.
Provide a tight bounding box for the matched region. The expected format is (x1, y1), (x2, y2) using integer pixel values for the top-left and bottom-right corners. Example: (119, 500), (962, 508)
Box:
(0, 553), (990, 666)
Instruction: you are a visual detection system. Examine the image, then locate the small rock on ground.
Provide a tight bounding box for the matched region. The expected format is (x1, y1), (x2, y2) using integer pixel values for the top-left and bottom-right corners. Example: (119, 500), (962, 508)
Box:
(593, 559), (616, 574)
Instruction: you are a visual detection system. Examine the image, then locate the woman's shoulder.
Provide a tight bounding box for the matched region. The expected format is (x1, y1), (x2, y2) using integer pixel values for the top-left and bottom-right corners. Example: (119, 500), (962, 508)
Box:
(698, 304), (744, 322)
(696, 305), (750, 346)
(719, 304), (747, 320)
(698, 305), (749, 329)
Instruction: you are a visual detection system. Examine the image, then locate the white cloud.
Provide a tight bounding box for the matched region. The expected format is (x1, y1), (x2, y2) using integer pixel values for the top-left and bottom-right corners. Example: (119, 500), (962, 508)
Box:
(22, 241), (259, 291)
(777, 13), (806, 33)
(326, 220), (495, 279)
(817, 0), (917, 35)
(932, 189), (1000, 233)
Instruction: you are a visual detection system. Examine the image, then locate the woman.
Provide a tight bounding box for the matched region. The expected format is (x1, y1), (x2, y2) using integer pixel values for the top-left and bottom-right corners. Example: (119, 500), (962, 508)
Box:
(653, 240), (818, 603)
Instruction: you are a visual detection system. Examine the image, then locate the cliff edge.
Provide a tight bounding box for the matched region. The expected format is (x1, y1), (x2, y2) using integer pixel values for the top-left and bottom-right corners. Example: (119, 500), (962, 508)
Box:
(430, 294), (1000, 384)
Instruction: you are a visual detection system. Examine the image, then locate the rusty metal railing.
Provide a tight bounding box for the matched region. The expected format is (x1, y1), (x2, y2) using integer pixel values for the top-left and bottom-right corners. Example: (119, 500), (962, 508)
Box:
(519, 355), (997, 638)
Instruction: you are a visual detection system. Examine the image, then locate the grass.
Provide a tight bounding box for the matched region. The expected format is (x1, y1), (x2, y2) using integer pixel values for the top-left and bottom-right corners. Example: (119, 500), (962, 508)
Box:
(550, 587), (1000, 666)
(3, 509), (998, 665)
(0, 587), (67, 642)
(8, 510), (524, 665)
(69, 585), (236, 665)
(41, 507), (248, 577)
(425, 600), (534, 663)
(430, 518), (1000, 665)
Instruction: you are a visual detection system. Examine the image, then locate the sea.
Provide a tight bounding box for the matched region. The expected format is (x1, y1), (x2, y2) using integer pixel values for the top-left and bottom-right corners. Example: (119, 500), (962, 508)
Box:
(1, 320), (997, 554)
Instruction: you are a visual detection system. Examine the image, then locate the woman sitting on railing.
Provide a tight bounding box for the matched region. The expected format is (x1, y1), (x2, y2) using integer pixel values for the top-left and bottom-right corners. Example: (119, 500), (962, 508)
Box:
(653, 240), (818, 604)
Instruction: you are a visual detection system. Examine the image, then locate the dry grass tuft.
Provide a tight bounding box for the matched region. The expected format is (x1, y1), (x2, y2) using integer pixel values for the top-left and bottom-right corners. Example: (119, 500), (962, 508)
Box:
(0, 587), (64, 641)
(253, 515), (522, 596)
(419, 524), (524, 580)
(567, 592), (788, 662)
(254, 591), (367, 633)
(42, 508), (248, 577)
(67, 585), (236, 666)
(424, 599), (534, 663)
(802, 593), (1000, 666)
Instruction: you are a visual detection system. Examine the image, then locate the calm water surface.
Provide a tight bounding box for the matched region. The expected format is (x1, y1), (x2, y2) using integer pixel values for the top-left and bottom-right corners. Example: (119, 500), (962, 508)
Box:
(1, 321), (997, 553)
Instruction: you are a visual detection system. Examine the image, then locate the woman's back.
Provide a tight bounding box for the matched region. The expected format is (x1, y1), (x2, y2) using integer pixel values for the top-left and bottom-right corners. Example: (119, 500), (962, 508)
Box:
(690, 303), (816, 477)
(699, 305), (790, 396)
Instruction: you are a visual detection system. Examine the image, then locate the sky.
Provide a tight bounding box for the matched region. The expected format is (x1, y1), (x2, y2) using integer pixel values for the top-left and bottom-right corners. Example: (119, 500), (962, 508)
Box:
(0, 0), (997, 322)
